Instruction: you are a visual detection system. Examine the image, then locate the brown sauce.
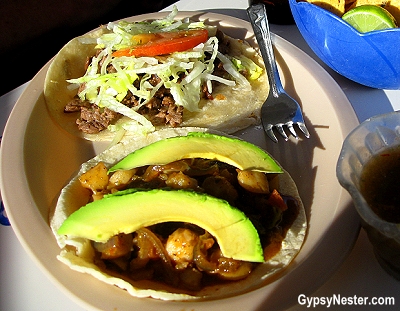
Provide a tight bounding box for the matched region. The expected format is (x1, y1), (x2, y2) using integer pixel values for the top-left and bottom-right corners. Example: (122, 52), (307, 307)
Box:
(359, 146), (400, 223)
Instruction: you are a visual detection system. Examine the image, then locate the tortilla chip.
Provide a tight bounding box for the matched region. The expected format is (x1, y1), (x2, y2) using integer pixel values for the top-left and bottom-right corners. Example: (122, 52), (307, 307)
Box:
(50, 127), (307, 301)
(385, 0), (400, 24)
(306, 0), (347, 15)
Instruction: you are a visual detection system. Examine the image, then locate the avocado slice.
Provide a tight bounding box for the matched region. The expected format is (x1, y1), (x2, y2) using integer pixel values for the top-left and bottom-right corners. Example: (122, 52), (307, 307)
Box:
(109, 132), (282, 173)
(58, 188), (264, 263)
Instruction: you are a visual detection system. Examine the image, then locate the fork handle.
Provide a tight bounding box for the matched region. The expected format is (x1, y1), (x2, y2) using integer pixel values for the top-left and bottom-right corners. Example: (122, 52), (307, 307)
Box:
(247, 4), (285, 97)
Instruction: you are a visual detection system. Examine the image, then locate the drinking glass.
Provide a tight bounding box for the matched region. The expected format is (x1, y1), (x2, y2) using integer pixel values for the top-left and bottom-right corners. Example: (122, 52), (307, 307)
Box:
(337, 111), (400, 280)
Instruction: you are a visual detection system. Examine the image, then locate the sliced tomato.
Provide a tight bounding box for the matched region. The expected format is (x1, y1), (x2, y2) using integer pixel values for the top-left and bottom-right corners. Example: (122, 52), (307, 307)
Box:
(112, 29), (209, 57)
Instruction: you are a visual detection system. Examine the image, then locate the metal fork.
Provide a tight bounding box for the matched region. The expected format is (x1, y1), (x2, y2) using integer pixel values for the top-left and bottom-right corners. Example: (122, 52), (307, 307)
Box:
(247, 4), (310, 143)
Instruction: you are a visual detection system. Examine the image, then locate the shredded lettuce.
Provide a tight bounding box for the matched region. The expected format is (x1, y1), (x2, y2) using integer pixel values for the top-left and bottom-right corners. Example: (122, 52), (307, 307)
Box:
(68, 5), (261, 135)
(216, 52), (251, 89)
(231, 56), (263, 81)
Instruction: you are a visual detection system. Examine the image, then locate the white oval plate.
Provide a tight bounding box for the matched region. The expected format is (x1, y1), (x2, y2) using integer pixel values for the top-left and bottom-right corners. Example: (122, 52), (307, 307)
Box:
(0, 11), (360, 311)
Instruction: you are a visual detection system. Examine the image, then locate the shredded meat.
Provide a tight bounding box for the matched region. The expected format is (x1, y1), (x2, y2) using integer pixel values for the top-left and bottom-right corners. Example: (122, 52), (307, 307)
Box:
(76, 105), (119, 134)
(216, 29), (230, 55)
(64, 96), (90, 112)
(148, 74), (162, 86)
(202, 83), (213, 100)
(138, 84), (184, 127)
(121, 92), (140, 108)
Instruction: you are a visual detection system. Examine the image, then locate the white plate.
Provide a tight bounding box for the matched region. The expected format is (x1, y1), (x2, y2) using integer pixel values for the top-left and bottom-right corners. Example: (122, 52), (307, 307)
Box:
(0, 11), (360, 311)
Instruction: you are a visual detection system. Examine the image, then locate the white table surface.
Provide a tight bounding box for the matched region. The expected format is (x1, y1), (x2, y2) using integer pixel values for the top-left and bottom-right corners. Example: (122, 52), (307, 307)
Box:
(1, 0), (399, 310)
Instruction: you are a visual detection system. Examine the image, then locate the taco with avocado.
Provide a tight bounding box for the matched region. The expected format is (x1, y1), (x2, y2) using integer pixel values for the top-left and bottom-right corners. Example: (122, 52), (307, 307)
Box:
(50, 128), (307, 300)
(43, 7), (269, 142)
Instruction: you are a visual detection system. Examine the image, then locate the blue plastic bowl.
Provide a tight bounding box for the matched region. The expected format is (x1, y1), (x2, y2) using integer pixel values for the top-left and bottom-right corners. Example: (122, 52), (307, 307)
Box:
(289, 0), (400, 89)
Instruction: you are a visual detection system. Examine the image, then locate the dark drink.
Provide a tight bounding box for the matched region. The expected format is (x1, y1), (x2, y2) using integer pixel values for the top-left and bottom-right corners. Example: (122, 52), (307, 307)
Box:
(360, 146), (400, 223)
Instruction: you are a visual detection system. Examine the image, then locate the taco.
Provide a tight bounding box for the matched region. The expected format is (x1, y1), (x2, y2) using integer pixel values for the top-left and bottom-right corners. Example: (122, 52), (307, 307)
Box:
(43, 7), (269, 142)
(50, 127), (307, 300)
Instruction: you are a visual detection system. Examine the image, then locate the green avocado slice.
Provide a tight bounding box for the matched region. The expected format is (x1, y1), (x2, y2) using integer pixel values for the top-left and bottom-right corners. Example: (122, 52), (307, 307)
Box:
(58, 189), (264, 263)
(108, 132), (282, 173)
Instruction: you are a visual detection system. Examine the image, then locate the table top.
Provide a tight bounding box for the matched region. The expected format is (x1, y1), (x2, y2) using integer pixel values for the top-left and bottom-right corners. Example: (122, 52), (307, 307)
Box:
(1, 0), (399, 310)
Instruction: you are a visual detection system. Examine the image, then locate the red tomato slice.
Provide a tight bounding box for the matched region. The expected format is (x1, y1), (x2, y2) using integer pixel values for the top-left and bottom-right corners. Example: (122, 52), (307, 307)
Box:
(112, 29), (209, 57)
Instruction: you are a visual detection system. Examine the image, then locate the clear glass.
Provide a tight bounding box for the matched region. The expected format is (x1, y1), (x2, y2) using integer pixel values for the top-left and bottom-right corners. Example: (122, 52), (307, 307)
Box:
(337, 111), (400, 280)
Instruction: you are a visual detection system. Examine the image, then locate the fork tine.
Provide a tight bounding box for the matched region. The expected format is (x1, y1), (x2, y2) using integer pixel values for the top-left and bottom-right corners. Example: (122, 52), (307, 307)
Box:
(276, 124), (289, 141)
(297, 122), (310, 138)
(264, 123), (279, 143)
(287, 122), (299, 139)
(267, 129), (279, 143)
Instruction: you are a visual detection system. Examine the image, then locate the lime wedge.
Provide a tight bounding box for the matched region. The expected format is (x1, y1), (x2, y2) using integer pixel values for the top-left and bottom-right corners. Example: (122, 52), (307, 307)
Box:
(342, 5), (397, 33)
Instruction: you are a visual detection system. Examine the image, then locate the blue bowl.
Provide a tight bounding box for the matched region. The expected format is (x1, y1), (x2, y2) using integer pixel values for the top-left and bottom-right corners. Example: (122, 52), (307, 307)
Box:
(289, 0), (400, 89)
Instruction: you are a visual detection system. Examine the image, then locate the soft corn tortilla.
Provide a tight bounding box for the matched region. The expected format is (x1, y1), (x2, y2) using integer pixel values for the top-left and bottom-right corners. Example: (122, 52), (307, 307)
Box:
(50, 127), (307, 301)
(44, 20), (269, 142)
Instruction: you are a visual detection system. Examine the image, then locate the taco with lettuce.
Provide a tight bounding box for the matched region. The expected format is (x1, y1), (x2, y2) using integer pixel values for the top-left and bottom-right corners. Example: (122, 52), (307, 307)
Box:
(50, 128), (307, 300)
(44, 7), (269, 141)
